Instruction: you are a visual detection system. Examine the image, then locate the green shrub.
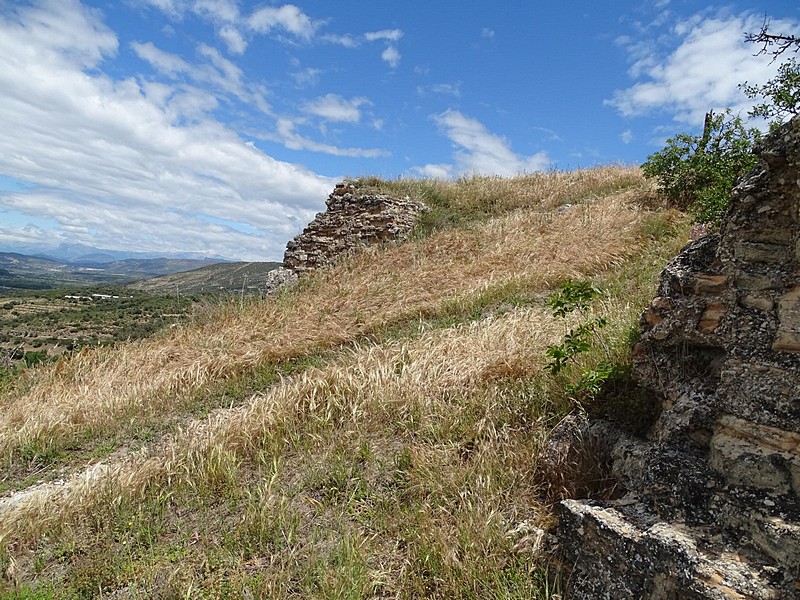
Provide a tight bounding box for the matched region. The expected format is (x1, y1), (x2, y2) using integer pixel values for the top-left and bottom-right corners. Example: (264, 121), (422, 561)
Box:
(641, 109), (760, 224)
(24, 350), (49, 368)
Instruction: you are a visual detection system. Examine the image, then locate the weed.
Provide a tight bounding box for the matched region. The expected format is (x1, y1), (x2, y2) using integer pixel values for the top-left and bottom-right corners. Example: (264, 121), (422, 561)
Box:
(544, 280), (613, 400)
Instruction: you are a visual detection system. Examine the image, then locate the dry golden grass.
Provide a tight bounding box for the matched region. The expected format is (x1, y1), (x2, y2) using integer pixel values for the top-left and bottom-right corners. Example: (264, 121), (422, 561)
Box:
(0, 174), (654, 464)
(0, 305), (558, 538)
(0, 167), (691, 597)
(0, 273), (664, 596)
(360, 164), (648, 214)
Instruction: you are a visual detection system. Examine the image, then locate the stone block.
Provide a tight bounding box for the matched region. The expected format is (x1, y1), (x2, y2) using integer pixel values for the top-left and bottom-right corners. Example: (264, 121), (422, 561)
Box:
(708, 419), (799, 494)
(735, 271), (782, 291)
(773, 285), (800, 352)
(716, 360), (800, 431)
(697, 301), (725, 332)
(693, 273), (728, 294)
(642, 307), (663, 326)
(733, 241), (791, 264)
(745, 227), (794, 245)
(739, 293), (774, 312)
(558, 500), (785, 599)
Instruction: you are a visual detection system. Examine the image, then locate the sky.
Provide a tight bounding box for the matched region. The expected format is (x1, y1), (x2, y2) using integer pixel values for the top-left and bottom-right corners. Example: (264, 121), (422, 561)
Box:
(0, 0), (798, 262)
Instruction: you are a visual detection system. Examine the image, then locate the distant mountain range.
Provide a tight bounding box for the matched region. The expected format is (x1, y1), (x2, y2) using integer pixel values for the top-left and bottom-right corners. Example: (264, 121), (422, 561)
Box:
(0, 251), (230, 290)
(0, 242), (234, 264)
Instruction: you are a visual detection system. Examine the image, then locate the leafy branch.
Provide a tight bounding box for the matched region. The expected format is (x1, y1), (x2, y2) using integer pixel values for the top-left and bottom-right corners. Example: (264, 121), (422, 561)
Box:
(544, 280), (613, 399)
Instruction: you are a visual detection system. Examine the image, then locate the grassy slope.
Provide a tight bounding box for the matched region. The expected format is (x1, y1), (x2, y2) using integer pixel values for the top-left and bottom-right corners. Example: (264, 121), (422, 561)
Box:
(0, 167), (689, 599)
(130, 261), (283, 295)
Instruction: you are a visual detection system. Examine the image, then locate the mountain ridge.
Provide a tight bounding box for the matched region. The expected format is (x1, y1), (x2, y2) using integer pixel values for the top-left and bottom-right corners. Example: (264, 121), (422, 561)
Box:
(0, 251), (230, 289)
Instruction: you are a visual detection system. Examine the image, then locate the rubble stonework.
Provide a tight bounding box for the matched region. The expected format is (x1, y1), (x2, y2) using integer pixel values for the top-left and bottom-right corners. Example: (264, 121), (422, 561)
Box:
(283, 181), (428, 274)
(262, 266), (298, 295)
(558, 117), (800, 598)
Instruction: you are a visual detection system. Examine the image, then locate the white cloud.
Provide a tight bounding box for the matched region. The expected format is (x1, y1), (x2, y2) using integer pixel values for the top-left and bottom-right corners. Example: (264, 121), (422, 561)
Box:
(417, 82), (462, 97)
(413, 110), (551, 178)
(16, 0), (119, 68)
(381, 45), (401, 68)
(248, 4), (319, 41)
(302, 94), (370, 123)
(607, 12), (798, 126)
(192, 0), (239, 23)
(481, 27), (495, 38)
(139, 1), (373, 52)
(291, 67), (322, 87)
(136, 0), (187, 19)
(365, 29), (403, 42)
(620, 130), (634, 144)
(273, 118), (389, 158)
(365, 29), (403, 68)
(0, 0), (335, 260)
(219, 24), (247, 54)
(322, 33), (359, 48)
(132, 40), (188, 75)
(131, 41), (270, 113)
(138, 0), (249, 54)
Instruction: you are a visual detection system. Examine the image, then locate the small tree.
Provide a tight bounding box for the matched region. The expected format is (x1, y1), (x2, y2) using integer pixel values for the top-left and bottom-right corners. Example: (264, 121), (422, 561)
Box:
(641, 109), (760, 224)
(741, 21), (800, 128)
(741, 58), (800, 127)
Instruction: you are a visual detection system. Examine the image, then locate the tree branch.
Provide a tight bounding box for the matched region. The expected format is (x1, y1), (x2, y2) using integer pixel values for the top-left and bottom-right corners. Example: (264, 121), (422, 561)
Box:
(745, 17), (800, 63)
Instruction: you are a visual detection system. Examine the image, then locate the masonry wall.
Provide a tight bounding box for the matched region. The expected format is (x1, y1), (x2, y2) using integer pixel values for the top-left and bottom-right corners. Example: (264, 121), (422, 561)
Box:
(558, 116), (800, 598)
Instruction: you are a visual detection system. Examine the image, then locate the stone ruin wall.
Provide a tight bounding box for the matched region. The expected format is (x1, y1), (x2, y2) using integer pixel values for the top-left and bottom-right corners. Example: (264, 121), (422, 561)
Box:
(282, 180), (428, 275)
(558, 117), (800, 597)
(261, 180), (427, 294)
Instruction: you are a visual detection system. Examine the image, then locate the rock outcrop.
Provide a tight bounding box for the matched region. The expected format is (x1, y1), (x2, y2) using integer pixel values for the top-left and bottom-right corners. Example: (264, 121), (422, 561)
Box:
(283, 181), (428, 274)
(558, 117), (800, 598)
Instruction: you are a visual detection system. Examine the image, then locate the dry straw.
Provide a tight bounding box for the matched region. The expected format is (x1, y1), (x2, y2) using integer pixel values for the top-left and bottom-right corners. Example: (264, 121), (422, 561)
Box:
(0, 171), (651, 462)
(0, 304), (563, 543)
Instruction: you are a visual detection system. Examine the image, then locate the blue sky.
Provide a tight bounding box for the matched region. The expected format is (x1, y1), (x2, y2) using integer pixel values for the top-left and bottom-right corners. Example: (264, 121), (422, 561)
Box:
(0, 0), (797, 261)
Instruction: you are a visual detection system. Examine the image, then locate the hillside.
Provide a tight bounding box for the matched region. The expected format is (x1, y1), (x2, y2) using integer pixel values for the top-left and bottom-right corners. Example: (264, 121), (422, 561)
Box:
(0, 167), (690, 598)
(131, 261), (283, 295)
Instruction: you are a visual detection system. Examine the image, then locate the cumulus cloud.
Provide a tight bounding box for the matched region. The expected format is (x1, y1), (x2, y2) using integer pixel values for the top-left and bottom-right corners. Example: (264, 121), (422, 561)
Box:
(413, 110), (551, 178)
(365, 29), (403, 42)
(302, 94), (370, 123)
(365, 29), (403, 68)
(247, 4), (320, 41)
(218, 24), (247, 54)
(381, 46), (401, 68)
(607, 12), (798, 126)
(0, 0), (335, 260)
